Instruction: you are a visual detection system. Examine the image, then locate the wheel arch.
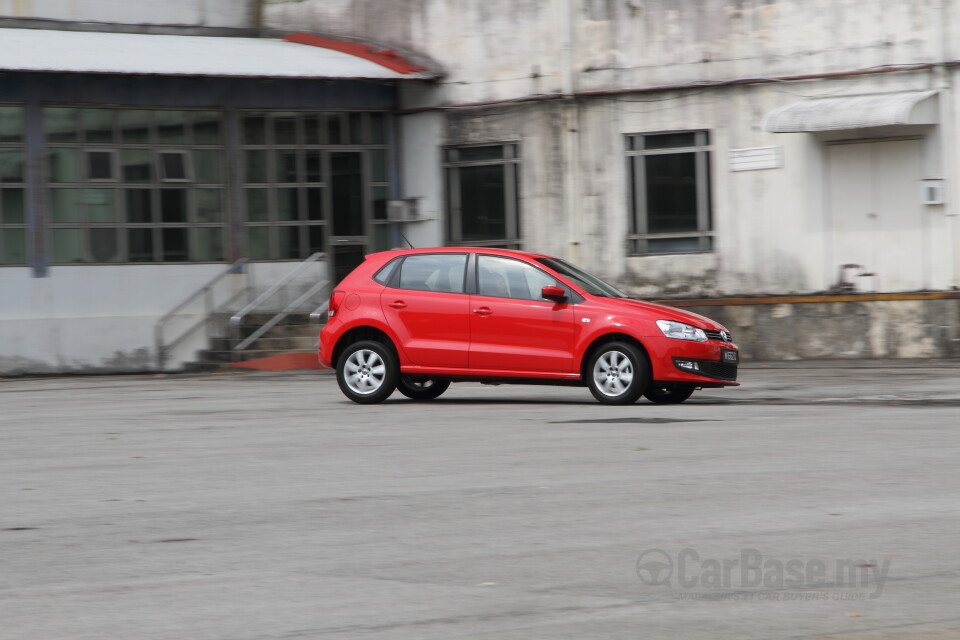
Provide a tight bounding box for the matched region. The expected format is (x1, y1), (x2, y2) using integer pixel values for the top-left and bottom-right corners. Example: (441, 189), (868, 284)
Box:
(579, 332), (652, 382)
(332, 325), (398, 369)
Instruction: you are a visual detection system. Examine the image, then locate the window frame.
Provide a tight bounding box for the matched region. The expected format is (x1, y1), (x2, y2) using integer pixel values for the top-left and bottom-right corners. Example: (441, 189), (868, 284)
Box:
(625, 130), (713, 255)
(444, 142), (521, 249)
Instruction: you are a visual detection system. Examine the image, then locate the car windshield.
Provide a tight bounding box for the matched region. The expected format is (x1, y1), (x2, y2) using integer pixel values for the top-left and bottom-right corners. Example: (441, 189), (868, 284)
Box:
(536, 257), (627, 298)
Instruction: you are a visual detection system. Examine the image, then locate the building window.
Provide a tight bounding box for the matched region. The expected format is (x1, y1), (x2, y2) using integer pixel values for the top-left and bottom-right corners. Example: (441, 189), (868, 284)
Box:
(44, 107), (225, 264)
(0, 105), (26, 265)
(626, 131), (712, 254)
(240, 110), (390, 261)
(445, 143), (520, 249)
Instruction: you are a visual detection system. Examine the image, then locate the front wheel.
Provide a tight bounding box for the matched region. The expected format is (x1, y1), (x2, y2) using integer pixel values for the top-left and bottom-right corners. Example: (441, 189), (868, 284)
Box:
(644, 384), (695, 404)
(396, 376), (450, 400)
(335, 340), (398, 404)
(586, 341), (649, 405)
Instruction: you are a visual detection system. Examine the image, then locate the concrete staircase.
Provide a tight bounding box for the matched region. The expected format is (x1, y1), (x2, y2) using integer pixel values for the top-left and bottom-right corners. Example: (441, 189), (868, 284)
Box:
(188, 313), (320, 371)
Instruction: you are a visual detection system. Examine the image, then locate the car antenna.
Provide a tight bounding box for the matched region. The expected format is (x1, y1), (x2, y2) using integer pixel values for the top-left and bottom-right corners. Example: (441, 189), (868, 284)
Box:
(398, 230), (415, 249)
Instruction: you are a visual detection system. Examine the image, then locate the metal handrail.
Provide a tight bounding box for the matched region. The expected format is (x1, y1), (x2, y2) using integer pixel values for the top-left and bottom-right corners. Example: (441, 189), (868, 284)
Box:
(229, 253), (326, 354)
(232, 277), (329, 353)
(155, 258), (250, 370)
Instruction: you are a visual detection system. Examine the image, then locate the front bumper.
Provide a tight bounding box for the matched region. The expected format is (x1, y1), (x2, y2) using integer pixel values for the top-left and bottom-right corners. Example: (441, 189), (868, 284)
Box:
(644, 336), (740, 385)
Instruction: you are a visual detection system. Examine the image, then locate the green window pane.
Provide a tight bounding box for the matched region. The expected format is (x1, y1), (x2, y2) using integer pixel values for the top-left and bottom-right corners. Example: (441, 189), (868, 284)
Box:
(192, 227), (224, 261)
(369, 112), (385, 144)
(274, 150), (298, 183)
(371, 224), (391, 252)
(273, 112), (298, 145)
(243, 112), (266, 145)
(162, 228), (188, 261)
(125, 189), (153, 224)
(278, 226), (300, 259)
(458, 146), (505, 161)
(2, 228), (26, 264)
(0, 149), (23, 183)
(305, 150), (321, 183)
(51, 189), (83, 223)
(128, 228), (154, 262)
(370, 148), (387, 183)
(44, 107), (77, 143)
(192, 111), (221, 145)
(277, 187), (298, 221)
(49, 148), (80, 183)
(81, 108), (114, 144)
(2, 189), (25, 224)
(156, 111), (186, 144)
(246, 226), (271, 260)
(90, 228), (119, 262)
(321, 113), (341, 144)
(349, 113), (364, 145)
(121, 149), (153, 183)
(119, 110), (151, 144)
(306, 187), (323, 221)
(245, 150), (267, 183)
(160, 189), (187, 223)
(52, 228), (86, 263)
(304, 115), (320, 145)
(193, 189), (223, 223)
(0, 106), (23, 143)
(84, 189), (117, 223)
(86, 151), (114, 181)
(193, 150), (221, 184)
(245, 188), (269, 222)
(307, 224), (325, 254)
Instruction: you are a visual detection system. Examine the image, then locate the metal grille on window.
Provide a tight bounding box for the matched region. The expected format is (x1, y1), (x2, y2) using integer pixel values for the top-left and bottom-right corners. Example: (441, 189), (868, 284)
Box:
(43, 107), (225, 264)
(445, 143), (521, 249)
(626, 131), (713, 255)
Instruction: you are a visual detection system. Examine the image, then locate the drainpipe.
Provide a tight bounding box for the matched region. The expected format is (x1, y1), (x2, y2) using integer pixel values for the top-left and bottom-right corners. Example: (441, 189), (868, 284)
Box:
(559, 0), (583, 265)
(935, 0), (959, 289)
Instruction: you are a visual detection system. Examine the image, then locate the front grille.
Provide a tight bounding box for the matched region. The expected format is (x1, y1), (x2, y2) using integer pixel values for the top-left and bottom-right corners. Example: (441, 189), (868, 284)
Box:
(704, 329), (733, 343)
(696, 360), (738, 381)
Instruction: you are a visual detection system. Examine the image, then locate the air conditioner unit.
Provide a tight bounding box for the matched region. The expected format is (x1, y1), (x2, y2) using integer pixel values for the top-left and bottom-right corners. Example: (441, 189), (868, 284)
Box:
(921, 178), (945, 205)
(387, 198), (421, 221)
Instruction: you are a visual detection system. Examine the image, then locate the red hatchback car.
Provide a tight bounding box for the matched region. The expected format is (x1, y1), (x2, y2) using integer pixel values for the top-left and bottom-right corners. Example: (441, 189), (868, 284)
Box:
(319, 248), (739, 405)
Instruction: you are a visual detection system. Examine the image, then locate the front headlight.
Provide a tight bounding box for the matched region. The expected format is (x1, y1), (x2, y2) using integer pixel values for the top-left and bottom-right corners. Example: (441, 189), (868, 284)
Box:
(656, 320), (707, 342)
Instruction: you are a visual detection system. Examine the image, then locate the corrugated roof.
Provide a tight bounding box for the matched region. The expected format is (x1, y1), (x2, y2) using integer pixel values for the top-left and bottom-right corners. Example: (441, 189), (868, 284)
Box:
(765, 90), (939, 133)
(0, 27), (434, 80)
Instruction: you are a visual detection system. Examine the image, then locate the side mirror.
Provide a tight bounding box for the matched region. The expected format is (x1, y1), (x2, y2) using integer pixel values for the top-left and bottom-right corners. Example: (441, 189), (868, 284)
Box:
(541, 285), (567, 302)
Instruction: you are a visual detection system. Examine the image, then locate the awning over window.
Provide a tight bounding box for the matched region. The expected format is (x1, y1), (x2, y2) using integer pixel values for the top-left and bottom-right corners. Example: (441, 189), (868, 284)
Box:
(0, 27), (436, 80)
(764, 90), (939, 133)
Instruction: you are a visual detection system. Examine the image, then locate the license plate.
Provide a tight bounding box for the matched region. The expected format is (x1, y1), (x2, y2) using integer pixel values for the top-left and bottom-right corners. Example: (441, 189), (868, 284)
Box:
(722, 349), (739, 364)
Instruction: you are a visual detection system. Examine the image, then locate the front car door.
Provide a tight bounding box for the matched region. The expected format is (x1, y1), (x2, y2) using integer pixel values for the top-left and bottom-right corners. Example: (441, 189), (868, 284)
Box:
(468, 254), (576, 373)
(380, 253), (470, 368)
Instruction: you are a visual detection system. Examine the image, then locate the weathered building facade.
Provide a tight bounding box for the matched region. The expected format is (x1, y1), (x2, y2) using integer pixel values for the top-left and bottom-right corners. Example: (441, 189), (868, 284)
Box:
(266, 0), (960, 297)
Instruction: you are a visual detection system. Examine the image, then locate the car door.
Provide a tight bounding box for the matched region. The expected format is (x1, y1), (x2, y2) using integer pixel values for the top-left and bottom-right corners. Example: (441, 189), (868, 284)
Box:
(468, 254), (577, 373)
(380, 253), (471, 368)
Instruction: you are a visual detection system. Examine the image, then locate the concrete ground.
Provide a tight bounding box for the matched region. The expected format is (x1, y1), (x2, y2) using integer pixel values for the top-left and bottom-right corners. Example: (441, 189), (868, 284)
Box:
(1, 361), (959, 640)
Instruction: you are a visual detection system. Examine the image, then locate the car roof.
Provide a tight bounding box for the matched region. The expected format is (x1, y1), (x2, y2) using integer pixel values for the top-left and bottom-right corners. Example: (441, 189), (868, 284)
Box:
(365, 247), (553, 261)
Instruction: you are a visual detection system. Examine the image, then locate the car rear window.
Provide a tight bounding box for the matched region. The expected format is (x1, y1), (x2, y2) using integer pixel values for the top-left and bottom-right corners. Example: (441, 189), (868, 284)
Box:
(397, 254), (467, 293)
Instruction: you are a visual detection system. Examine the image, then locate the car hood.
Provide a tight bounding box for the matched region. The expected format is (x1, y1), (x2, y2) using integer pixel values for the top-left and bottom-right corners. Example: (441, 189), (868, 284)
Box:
(600, 297), (727, 331)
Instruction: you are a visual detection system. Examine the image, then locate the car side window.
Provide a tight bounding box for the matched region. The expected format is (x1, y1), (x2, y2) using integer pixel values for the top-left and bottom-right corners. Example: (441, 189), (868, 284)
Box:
(477, 255), (559, 300)
(398, 254), (467, 293)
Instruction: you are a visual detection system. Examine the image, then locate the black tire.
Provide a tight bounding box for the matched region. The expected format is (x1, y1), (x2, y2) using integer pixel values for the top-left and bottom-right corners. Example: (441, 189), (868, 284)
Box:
(335, 340), (398, 404)
(644, 383), (695, 404)
(396, 376), (451, 400)
(586, 341), (649, 405)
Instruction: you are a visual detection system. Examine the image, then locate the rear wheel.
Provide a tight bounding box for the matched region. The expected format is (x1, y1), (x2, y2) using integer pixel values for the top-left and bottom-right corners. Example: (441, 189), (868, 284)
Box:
(396, 376), (450, 400)
(586, 341), (649, 405)
(644, 383), (695, 404)
(336, 340), (398, 404)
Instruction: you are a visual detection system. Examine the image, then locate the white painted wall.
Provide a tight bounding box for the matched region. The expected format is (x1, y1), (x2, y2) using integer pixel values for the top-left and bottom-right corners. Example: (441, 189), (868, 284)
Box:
(0, 261), (322, 374)
(0, 0), (258, 28)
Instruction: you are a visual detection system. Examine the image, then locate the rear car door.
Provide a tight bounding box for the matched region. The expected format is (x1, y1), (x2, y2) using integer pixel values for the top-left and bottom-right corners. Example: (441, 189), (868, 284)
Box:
(380, 253), (470, 368)
(468, 255), (577, 373)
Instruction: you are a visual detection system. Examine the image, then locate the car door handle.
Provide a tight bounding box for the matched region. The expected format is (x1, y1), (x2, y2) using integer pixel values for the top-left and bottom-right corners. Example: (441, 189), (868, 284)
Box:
(473, 307), (493, 316)
(388, 300), (407, 309)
